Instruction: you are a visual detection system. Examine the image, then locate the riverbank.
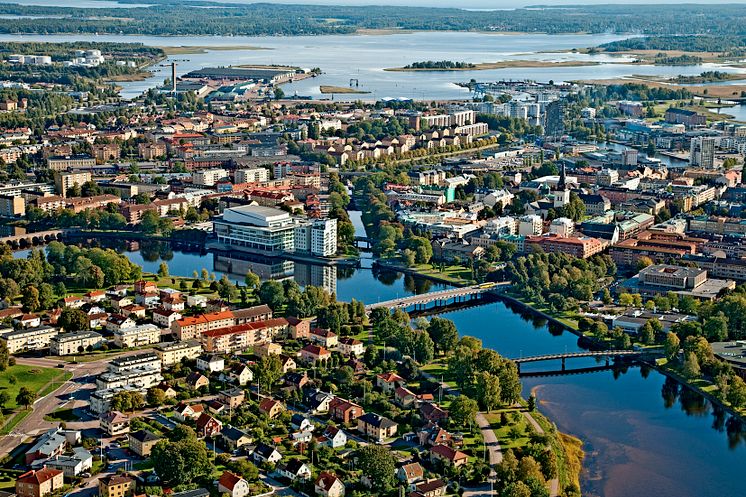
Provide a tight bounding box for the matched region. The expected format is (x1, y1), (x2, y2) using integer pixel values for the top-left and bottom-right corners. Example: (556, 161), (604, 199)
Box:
(385, 60), (602, 72)
(319, 85), (370, 94)
(157, 45), (270, 55)
(575, 77), (746, 101)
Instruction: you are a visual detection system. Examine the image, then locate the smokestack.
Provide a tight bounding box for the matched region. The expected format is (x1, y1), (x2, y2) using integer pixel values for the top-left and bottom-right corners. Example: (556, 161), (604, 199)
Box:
(171, 62), (177, 95)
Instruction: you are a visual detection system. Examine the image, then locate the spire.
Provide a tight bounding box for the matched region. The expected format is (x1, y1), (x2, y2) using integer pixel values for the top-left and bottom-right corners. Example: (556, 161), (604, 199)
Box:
(558, 162), (567, 190)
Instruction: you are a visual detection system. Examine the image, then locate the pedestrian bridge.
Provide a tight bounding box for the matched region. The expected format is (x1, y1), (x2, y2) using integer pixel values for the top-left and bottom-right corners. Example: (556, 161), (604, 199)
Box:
(364, 282), (510, 312)
(512, 350), (641, 372)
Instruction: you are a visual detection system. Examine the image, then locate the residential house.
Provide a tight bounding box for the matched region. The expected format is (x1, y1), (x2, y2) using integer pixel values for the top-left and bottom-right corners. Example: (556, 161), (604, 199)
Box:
(430, 444), (468, 468)
(283, 371), (309, 391)
(287, 316), (311, 339)
(100, 411), (129, 436)
(44, 447), (93, 477)
(306, 390), (335, 414)
(128, 430), (160, 457)
(258, 398), (284, 419)
(338, 337), (364, 357)
(357, 412), (398, 443)
(173, 403), (204, 422)
(218, 388), (245, 409)
(394, 387), (417, 408)
(252, 443), (282, 465)
(217, 471), (249, 497)
(376, 372), (406, 395)
(228, 363), (253, 386)
(309, 328), (338, 348)
(413, 479), (448, 497)
(300, 344), (331, 365)
(16, 468), (64, 497)
(186, 372), (210, 390)
(196, 413), (223, 438)
(221, 426), (252, 453)
(255, 342), (282, 358)
(277, 459), (312, 482)
(318, 425), (347, 449)
(98, 475), (135, 497)
(290, 414), (314, 432)
(196, 355), (225, 372)
(420, 402), (448, 424)
(397, 462), (425, 488)
(315, 472), (345, 497)
(329, 397), (364, 424)
(279, 355), (297, 373)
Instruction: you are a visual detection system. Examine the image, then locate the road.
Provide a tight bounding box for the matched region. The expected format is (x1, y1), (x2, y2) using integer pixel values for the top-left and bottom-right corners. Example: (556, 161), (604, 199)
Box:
(476, 412), (502, 469)
(0, 351), (143, 457)
(518, 407), (559, 497)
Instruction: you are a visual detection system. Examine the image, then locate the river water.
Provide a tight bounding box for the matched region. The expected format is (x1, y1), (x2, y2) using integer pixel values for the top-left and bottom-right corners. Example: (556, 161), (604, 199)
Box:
(15, 226), (746, 496)
(3, 31), (746, 99)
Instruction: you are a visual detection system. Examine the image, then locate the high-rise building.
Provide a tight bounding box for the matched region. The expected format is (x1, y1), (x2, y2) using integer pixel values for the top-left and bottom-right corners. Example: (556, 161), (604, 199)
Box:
(690, 137), (716, 169)
(544, 100), (565, 139)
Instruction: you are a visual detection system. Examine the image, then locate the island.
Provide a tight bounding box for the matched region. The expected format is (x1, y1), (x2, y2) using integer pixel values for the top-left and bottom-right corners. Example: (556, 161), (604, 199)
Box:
(385, 60), (602, 71)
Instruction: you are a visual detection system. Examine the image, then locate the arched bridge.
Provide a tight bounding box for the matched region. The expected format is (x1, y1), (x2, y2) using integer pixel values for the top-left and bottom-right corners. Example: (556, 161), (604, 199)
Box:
(512, 350), (641, 372)
(0, 229), (68, 250)
(364, 282), (510, 312)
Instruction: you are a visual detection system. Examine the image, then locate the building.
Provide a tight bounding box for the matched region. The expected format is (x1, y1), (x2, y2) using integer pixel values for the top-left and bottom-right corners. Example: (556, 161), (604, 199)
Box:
(0, 194), (25, 217)
(0, 326), (58, 354)
(128, 430), (160, 457)
(294, 218), (338, 257)
(665, 108), (706, 127)
(100, 411), (130, 436)
(50, 331), (104, 356)
(314, 472), (345, 497)
(221, 426), (252, 453)
(47, 155), (95, 171)
(98, 475), (135, 497)
(338, 337), (364, 357)
(690, 136), (716, 169)
(109, 353), (161, 373)
(357, 412), (398, 443)
(15, 468), (64, 497)
(217, 471), (249, 497)
(214, 205), (296, 254)
(525, 234), (606, 259)
(621, 264), (735, 300)
(113, 324), (161, 348)
(429, 444), (468, 468)
(258, 398), (284, 419)
(44, 447), (93, 477)
(300, 344), (331, 365)
(96, 368), (163, 390)
(194, 168), (228, 187)
(518, 215), (543, 236)
(235, 168), (269, 184)
(173, 310), (235, 341)
(154, 340), (202, 366)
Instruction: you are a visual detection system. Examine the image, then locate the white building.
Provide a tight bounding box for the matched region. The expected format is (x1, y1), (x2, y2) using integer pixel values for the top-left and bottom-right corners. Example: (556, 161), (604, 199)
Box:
(235, 168), (269, 184)
(549, 217), (574, 237)
(194, 168), (228, 186)
(518, 215), (543, 236)
(50, 331), (104, 356)
(113, 324), (161, 348)
(690, 136), (716, 169)
(294, 218), (338, 257)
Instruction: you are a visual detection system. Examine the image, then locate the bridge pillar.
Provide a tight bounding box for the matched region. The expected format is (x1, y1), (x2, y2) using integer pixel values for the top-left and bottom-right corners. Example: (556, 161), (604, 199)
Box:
(561, 357), (566, 371)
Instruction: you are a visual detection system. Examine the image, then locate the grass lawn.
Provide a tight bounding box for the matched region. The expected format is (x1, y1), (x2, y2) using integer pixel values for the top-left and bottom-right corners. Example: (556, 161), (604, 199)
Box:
(0, 365), (71, 410)
(44, 407), (79, 423)
(484, 410), (531, 451)
(0, 410), (30, 435)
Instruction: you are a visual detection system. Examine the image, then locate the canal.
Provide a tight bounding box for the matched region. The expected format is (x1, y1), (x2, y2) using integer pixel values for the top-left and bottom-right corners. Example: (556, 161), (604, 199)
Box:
(14, 238), (746, 496)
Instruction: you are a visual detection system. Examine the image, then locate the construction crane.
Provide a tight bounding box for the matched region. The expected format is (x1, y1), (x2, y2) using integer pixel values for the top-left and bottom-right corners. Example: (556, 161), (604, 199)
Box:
(349, 78), (359, 88)
(158, 59), (189, 96)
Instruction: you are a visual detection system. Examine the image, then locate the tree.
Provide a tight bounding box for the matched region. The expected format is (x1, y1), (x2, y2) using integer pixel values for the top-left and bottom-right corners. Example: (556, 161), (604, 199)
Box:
(16, 387), (36, 410)
(158, 262), (169, 278)
(0, 342), (9, 372)
(449, 395), (478, 428)
(244, 270), (260, 291)
(58, 308), (89, 331)
(21, 285), (40, 313)
(683, 352), (701, 378)
(256, 354), (283, 393)
(147, 387), (166, 407)
(258, 280), (286, 310)
(527, 394), (536, 412)
(703, 315), (728, 342)
(140, 210), (161, 234)
(151, 436), (213, 485)
(636, 256), (654, 271)
(664, 332), (681, 360)
(427, 317), (459, 355)
(476, 371), (502, 412)
(0, 391), (9, 409)
(640, 322), (655, 345)
(356, 445), (396, 492)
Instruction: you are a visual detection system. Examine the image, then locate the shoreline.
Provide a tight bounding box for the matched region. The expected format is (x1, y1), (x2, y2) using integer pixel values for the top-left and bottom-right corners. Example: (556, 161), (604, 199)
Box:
(385, 60), (602, 72)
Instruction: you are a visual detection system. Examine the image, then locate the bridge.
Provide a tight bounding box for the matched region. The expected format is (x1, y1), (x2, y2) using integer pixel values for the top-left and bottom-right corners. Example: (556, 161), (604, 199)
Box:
(364, 282), (509, 312)
(354, 236), (373, 249)
(512, 350), (641, 372)
(0, 229), (67, 250)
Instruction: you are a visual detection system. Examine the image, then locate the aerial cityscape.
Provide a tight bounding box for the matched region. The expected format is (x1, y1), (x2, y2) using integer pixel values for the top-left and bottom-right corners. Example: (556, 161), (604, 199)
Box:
(0, 2), (745, 497)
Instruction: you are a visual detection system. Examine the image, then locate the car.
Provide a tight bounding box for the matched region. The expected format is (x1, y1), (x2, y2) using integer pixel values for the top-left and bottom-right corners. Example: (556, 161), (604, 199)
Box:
(80, 472), (91, 478)
(109, 443), (120, 448)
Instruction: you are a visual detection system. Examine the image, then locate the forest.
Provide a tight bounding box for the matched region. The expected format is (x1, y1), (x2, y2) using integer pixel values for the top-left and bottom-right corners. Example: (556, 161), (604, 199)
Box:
(598, 35), (746, 54)
(4, 4), (746, 37)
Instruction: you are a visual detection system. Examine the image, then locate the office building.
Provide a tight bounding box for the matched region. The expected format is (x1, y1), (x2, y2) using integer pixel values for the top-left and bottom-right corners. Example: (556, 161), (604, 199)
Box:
(690, 137), (716, 169)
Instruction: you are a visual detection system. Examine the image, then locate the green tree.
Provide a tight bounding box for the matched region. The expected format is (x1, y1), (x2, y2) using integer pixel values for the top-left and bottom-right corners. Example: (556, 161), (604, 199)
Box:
(682, 352), (701, 378)
(664, 332), (681, 360)
(158, 262), (169, 278)
(449, 395), (478, 428)
(476, 371), (502, 412)
(151, 436), (213, 485)
(427, 317), (459, 355)
(356, 445), (396, 493)
(21, 285), (40, 313)
(58, 307), (89, 331)
(258, 280), (286, 310)
(147, 387), (166, 407)
(16, 386), (36, 410)
(244, 270), (260, 291)
(256, 354), (283, 394)
(0, 391), (10, 409)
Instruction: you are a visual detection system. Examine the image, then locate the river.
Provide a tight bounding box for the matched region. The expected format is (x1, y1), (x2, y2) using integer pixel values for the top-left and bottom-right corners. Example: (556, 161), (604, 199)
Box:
(3, 31), (746, 99)
(14, 228), (746, 496)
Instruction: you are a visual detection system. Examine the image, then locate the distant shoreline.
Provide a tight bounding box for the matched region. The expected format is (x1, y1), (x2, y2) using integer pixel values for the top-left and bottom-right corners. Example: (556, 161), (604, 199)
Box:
(385, 60), (603, 72)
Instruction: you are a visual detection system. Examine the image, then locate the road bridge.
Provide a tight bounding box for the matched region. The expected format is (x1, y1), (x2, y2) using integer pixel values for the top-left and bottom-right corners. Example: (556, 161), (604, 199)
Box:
(364, 282), (510, 312)
(0, 229), (67, 249)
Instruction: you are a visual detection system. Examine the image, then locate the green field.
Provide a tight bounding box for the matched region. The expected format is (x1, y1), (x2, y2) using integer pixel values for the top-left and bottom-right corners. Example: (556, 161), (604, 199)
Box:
(0, 365), (71, 410)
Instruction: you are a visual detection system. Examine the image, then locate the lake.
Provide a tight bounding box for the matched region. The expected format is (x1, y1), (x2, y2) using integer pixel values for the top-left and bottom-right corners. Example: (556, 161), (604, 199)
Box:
(2, 31), (745, 99)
